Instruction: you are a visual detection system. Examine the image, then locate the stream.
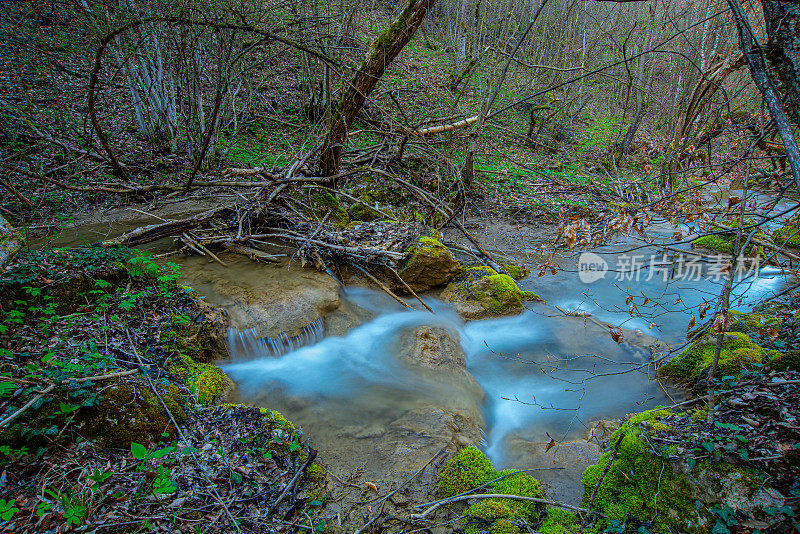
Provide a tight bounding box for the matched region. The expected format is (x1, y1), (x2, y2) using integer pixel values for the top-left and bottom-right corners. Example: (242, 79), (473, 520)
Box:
(41, 194), (798, 503)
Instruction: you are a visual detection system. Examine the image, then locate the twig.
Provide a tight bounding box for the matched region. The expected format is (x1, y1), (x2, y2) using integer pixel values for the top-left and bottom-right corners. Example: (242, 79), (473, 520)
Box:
(580, 431), (626, 532)
(267, 448), (318, 516)
(410, 494), (602, 521)
(388, 267), (435, 313)
(0, 369), (139, 428)
(350, 263), (411, 309)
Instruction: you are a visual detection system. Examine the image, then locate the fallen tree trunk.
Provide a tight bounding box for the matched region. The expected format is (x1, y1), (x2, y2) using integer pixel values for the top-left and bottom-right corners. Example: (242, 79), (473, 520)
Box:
(102, 207), (230, 247)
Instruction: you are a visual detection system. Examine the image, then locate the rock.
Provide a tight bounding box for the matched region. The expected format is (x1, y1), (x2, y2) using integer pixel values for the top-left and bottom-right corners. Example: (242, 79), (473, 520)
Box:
(312, 191), (349, 228)
(80, 383), (187, 449)
(179, 254), (340, 342)
(503, 437), (603, 505)
(440, 268), (544, 320)
(401, 326), (466, 371)
(658, 331), (780, 385)
(396, 237), (460, 292)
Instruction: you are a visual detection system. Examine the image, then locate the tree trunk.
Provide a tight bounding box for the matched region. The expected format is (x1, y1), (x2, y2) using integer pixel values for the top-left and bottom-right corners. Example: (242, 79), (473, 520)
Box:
(760, 1), (800, 124)
(319, 0), (436, 182)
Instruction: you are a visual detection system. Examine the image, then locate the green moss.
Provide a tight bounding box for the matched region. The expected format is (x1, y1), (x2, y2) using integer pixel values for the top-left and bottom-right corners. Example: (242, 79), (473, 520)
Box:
(659, 332), (776, 383)
(480, 274), (523, 314)
(472, 470), (543, 522)
(728, 310), (781, 334)
(769, 350), (800, 371)
(580, 408), (697, 532)
(578, 408), (772, 533)
(438, 446), (495, 497)
(772, 214), (800, 249)
(192, 366), (227, 404)
(540, 508), (578, 534)
(312, 191), (349, 228)
(501, 263), (525, 280)
(439, 448), (545, 534)
(469, 265), (499, 277)
(691, 235), (733, 254)
(408, 236), (450, 257)
(521, 291), (545, 303)
(169, 353), (229, 405)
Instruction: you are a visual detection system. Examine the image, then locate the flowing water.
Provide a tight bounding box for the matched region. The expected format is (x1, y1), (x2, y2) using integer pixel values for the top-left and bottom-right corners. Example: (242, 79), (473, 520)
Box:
(37, 194), (799, 502)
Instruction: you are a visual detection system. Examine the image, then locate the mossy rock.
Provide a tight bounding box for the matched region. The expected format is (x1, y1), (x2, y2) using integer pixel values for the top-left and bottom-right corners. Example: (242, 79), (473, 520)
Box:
(80, 383), (186, 449)
(658, 331), (778, 384)
(691, 220), (769, 258)
(539, 508), (578, 534)
(467, 470), (543, 524)
(439, 447), (544, 534)
(501, 263), (527, 280)
(768, 349), (800, 371)
(441, 273), (545, 320)
(396, 237), (460, 292)
(438, 446), (495, 497)
(771, 213), (800, 249)
(169, 353), (232, 405)
(580, 408), (697, 532)
(691, 234), (734, 254)
(312, 191), (349, 229)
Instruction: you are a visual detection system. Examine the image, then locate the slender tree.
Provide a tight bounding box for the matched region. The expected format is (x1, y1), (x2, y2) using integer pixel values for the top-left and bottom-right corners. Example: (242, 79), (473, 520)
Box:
(319, 0), (437, 183)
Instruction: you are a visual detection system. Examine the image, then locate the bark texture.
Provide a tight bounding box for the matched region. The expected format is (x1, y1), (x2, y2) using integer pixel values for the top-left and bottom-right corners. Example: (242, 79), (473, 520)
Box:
(761, 1), (800, 124)
(320, 0), (436, 181)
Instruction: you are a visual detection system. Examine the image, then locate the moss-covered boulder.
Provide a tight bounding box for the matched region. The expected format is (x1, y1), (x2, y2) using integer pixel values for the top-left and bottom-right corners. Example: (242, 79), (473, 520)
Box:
(539, 508), (578, 534)
(581, 409), (783, 533)
(312, 191), (349, 228)
(440, 267), (544, 320)
(658, 331), (778, 384)
(439, 446), (495, 497)
(396, 237), (461, 292)
(772, 213), (800, 249)
(438, 446), (544, 534)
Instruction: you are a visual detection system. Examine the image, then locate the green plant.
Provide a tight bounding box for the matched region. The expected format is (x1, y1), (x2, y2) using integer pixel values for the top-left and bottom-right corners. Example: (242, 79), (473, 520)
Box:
(46, 487), (89, 526)
(0, 499), (19, 521)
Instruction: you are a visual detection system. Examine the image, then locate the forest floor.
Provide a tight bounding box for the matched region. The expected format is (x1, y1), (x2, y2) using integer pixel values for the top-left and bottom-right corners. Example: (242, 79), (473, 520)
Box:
(1, 7), (800, 534)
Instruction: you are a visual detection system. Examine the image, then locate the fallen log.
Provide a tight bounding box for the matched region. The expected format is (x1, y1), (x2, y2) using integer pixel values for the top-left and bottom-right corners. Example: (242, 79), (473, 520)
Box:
(102, 207), (230, 247)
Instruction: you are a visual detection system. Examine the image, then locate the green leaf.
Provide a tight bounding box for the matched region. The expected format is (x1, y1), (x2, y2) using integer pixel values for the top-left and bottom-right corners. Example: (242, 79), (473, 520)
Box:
(131, 442), (148, 459)
(701, 441), (715, 453)
(147, 445), (175, 460)
(290, 438), (300, 453)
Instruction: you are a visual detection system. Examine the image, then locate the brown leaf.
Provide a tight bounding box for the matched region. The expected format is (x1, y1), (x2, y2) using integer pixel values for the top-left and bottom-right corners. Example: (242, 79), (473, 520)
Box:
(545, 438), (556, 453)
(364, 481), (379, 493)
(687, 315), (697, 330)
(610, 328), (624, 344)
(712, 313), (730, 334)
(766, 327), (779, 342)
(699, 302), (709, 319)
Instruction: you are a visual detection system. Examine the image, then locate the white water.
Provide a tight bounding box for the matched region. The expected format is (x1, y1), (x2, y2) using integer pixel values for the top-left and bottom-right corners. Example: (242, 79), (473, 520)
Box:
(223, 232), (796, 470)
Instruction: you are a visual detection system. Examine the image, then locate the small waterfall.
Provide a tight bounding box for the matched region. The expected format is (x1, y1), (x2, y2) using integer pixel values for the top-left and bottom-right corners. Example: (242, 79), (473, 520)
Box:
(227, 317), (325, 359)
